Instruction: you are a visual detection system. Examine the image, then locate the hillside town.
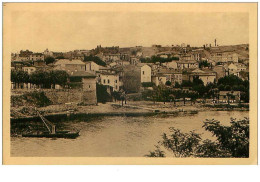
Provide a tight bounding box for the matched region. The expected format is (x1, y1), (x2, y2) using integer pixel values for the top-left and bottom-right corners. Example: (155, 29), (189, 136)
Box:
(10, 41), (249, 118)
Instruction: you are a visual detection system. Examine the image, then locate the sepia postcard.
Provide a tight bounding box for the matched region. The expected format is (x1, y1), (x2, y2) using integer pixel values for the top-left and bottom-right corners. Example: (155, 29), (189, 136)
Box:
(2, 3), (258, 165)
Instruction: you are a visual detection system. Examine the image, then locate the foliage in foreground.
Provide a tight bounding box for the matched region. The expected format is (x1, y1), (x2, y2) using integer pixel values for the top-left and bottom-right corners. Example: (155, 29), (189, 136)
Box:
(146, 118), (249, 158)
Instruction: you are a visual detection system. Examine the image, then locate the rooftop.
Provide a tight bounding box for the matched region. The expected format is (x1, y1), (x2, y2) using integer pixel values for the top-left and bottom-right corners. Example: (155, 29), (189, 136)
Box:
(54, 59), (86, 65)
(70, 71), (96, 78)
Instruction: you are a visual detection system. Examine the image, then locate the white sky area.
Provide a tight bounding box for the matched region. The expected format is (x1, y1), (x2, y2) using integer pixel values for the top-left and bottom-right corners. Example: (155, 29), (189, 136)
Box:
(11, 11), (249, 52)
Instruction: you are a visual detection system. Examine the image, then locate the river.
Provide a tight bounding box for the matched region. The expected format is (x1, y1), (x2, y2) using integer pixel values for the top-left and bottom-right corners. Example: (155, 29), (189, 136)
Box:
(11, 111), (249, 157)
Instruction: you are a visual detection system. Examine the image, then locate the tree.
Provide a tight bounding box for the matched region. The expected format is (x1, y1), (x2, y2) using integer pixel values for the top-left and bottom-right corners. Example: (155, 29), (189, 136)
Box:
(96, 83), (111, 103)
(84, 55), (106, 66)
(44, 57), (56, 65)
(174, 82), (181, 88)
(218, 75), (244, 88)
(218, 84), (225, 91)
(11, 70), (29, 88)
(56, 56), (65, 59)
(146, 118), (249, 158)
(199, 60), (210, 68)
(165, 81), (171, 86)
(50, 70), (69, 87)
(122, 66), (141, 93)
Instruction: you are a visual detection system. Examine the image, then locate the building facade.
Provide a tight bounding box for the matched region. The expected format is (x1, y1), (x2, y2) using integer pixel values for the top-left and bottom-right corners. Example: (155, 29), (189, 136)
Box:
(141, 65), (152, 83)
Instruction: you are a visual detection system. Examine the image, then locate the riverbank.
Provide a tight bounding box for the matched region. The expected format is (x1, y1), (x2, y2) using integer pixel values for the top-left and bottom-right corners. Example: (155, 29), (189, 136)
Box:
(10, 100), (248, 120)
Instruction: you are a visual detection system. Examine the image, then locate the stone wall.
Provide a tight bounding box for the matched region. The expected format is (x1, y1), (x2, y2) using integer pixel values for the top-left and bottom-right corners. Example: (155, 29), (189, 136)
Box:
(12, 89), (97, 105)
(44, 89), (97, 105)
(82, 90), (97, 105)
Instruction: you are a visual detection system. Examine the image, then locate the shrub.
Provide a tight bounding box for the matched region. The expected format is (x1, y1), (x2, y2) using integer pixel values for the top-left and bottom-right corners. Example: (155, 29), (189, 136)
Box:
(146, 118), (249, 158)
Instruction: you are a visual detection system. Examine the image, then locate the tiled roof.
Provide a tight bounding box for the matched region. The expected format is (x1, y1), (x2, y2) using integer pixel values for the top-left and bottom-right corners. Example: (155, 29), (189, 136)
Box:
(69, 71), (96, 78)
(54, 59), (86, 65)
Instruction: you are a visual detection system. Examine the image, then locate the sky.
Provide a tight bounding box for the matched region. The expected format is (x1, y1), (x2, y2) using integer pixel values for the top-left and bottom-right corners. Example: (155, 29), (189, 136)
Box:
(11, 11), (249, 53)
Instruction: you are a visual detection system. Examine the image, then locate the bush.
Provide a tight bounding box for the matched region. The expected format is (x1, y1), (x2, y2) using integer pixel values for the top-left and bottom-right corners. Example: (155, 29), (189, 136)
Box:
(96, 83), (111, 103)
(22, 91), (52, 107)
(146, 118), (249, 158)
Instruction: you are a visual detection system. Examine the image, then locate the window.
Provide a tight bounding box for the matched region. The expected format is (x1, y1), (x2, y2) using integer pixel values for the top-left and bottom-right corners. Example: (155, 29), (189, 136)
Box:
(108, 79), (110, 84)
(115, 80), (117, 83)
(143, 71), (145, 75)
(103, 79), (106, 84)
(89, 85), (91, 88)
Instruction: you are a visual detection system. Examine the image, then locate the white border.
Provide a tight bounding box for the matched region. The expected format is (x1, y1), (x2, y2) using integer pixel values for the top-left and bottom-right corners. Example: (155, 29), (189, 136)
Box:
(0, 1), (259, 182)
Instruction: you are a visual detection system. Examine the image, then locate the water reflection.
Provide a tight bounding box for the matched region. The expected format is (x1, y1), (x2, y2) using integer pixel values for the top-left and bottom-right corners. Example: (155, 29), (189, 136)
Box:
(11, 111), (249, 157)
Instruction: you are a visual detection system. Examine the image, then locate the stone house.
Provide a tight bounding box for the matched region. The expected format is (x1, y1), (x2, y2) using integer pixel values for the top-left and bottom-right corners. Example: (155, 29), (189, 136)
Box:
(210, 51), (239, 63)
(162, 61), (178, 69)
(54, 59), (86, 74)
(69, 71), (97, 105)
(152, 74), (167, 86)
(189, 69), (216, 86)
(33, 60), (46, 67)
(227, 63), (247, 77)
(141, 64), (152, 83)
(22, 66), (36, 75)
(19, 50), (33, 61)
(213, 65), (226, 81)
(177, 60), (199, 70)
(153, 69), (182, 86)
(85, 61), (99, 72)
(30, 53), (44, 61)
(102, 54), (121, 62)
(218, 91), (241, 103)
(100, 73), (121, 92)
(43, 48), (54, 58)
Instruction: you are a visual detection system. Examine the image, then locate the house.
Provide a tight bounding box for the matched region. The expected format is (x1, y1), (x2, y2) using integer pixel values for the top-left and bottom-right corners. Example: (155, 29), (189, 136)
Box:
(30, 53), (44, 61)
(136, 51), (143, 57)
(102, 54), (121, 62)
(100, 73), (121, 92)
(177, 60), (199, 69)
(22, 66), (36, 75)
(19, 50), (33, 56)
(69, 71), (97, 105)
(11, 61), (23, 70)
(152, 74), (167, 86)
(189, 69), (216, 86)
(99, 66), (113, 73)
(227, 63), (247, 77)
(154, 69), (182, 85)
(218, 91), (241, 103)
(141, 64), (152, 83)
(43, 48), (54, 58)
(180, 54), (194, 61)
(54, 59), (86, 74)
(85, 61), (99, 72)
(52, 52), (64, 59)
(210, 50), (239, 63)
(213, 65), (226, 80)
(129, 57), (139, 65)
(33, 60), (46, 67)
(162, 61), (178, 69)
(170, 72), (182, 85)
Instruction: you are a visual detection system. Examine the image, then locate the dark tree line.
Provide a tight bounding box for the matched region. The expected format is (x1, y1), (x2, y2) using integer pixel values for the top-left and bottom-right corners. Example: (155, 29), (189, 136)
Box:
(11, 70), (69, 89)
(142, 75), (249, 103)
(140, 55), (179, 64)
(84, 55), (106, 66)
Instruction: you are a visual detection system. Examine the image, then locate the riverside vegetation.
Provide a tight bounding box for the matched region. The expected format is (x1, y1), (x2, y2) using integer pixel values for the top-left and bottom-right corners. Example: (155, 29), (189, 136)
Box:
(146, 118), (249, 158)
